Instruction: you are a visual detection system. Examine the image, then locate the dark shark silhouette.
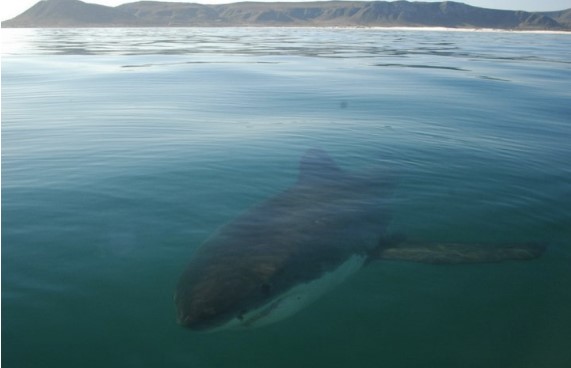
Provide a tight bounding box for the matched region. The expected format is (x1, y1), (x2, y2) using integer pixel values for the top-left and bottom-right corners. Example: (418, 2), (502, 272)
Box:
(175, 149), (544, 331)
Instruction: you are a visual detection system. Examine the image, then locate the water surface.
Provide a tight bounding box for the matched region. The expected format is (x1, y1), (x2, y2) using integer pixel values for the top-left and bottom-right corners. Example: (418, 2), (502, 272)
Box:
(2, 28), (571, 368)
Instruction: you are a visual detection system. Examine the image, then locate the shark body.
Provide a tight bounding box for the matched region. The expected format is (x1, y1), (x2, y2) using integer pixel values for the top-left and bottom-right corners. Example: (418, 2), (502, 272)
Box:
(175, 149), (543, 331)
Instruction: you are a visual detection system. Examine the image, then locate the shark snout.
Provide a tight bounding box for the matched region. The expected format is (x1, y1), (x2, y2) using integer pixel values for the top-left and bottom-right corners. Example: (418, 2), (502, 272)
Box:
(175, 296), (223, 331)
(176, 308), (205, 330)
(174, 292), (199, 328)
(176, 310), (192, 326)
(177, 311), (226, 331)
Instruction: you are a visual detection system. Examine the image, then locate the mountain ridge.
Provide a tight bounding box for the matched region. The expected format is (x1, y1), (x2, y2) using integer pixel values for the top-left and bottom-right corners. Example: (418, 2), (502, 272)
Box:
(3, 0), (570, 30)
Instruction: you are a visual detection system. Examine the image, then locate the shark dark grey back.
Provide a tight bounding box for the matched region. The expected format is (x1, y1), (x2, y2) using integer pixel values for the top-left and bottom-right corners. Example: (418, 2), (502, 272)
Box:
(175, 149), (391, 331)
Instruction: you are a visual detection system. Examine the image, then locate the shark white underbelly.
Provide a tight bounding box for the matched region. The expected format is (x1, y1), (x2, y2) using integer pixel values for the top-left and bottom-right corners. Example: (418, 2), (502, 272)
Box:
(212, 254), (367, 331)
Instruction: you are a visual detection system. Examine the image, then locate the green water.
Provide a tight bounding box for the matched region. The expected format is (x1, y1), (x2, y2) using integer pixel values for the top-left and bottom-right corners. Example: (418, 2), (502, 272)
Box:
(2, 28), (571, 367)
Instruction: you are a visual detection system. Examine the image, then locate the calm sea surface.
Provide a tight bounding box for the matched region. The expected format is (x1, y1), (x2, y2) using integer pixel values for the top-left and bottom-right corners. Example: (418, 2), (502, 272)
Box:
(2, 28), (571, 368)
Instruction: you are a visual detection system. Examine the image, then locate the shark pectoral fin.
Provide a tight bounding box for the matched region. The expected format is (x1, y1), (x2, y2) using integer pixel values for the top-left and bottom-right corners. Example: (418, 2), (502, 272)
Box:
(377, 242), (546, 264)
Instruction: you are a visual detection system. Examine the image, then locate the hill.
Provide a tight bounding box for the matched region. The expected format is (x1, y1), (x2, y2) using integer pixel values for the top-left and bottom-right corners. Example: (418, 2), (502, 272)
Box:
(541, 9), (571, 28)
(2, 0), (569, 30)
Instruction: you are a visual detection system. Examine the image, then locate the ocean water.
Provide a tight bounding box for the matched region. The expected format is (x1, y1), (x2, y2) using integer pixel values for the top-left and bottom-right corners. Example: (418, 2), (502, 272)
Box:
(2, 28), (571, 368)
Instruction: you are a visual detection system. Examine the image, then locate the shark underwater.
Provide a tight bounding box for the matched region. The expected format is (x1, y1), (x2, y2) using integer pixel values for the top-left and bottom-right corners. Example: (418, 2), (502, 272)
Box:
(175, 149), (544, 332)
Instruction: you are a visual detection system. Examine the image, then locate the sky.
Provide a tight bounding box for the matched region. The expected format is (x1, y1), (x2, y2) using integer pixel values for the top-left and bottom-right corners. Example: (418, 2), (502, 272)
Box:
(2, 0), (571, 22)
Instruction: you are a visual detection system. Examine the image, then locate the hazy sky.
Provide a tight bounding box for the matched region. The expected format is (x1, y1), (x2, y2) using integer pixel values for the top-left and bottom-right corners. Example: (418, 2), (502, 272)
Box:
(2, 0), (571, 22)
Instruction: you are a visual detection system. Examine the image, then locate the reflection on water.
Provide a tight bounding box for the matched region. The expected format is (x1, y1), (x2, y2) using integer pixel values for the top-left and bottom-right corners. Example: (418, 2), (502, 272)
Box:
(3, 27), (570, 63)
(374, 63), (469, 71)
(3, 27), (570, 88)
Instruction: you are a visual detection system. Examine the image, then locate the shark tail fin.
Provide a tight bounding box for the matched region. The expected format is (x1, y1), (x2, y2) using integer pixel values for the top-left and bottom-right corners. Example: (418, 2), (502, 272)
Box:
(373, 236), (546, 264)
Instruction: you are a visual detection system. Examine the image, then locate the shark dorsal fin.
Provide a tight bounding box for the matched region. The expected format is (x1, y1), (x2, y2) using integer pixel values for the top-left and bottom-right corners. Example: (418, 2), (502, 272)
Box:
(298, 149), (344, 185)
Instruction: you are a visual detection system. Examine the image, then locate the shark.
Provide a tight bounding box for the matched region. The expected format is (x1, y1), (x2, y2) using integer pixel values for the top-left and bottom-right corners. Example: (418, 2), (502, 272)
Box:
(175, 149), (544, 332)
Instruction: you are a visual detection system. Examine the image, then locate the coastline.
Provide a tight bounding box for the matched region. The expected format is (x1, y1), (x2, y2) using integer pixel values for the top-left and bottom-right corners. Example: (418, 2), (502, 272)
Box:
(2, 26), (570, 34)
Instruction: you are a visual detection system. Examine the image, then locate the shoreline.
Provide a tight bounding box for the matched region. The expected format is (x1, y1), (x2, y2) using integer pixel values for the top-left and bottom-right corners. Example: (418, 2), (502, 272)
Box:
(2, 26), (570, 34)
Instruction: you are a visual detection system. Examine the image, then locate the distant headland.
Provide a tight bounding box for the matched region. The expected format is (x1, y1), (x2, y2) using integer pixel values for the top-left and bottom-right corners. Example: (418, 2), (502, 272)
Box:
(2, 0), (571, 30)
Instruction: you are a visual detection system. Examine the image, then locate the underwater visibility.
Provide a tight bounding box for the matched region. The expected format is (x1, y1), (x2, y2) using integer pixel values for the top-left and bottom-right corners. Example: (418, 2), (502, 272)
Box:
(2, 28), (571, 368)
